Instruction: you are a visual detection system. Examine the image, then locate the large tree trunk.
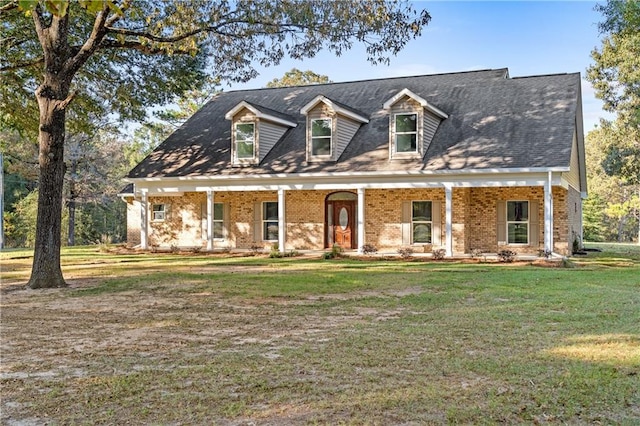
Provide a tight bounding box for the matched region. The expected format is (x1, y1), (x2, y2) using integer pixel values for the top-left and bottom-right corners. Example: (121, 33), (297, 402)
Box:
(27, 80), (70, 289)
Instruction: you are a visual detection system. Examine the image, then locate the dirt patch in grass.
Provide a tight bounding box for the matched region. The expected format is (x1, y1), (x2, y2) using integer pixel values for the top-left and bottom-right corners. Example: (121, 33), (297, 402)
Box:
(2, 248), (639, 424)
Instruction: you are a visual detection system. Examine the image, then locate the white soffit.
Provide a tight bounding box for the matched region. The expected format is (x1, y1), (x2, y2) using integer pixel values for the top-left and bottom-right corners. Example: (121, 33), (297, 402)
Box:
(300, 95), (369, 123)
(224, 101), (297, 127)
(383, 88), (448, 119)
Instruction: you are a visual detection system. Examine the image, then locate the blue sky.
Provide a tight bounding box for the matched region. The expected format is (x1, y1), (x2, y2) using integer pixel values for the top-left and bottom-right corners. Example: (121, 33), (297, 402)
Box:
(226, 1), (613, 131)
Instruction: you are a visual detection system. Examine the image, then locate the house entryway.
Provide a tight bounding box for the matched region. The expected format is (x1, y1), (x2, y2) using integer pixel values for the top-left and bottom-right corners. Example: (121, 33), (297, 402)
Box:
(326, 192), (357, 250)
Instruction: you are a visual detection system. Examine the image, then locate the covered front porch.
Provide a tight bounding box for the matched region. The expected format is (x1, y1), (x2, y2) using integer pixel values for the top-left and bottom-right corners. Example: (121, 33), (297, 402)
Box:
(128, 169), (571, 257)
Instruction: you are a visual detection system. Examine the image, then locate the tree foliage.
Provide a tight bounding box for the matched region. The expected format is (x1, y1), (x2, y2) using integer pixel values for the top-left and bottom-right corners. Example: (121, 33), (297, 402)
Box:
(585, 120), (639, 242)
(266, 68), (331, 87)
(0, 0), (431, 288)
(587, 0), (640, 121)
(587, 0), (640, 186)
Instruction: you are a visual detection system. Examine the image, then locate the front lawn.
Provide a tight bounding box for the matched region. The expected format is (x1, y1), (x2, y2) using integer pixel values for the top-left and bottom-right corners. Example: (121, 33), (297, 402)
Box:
(1, 244), (639, 424)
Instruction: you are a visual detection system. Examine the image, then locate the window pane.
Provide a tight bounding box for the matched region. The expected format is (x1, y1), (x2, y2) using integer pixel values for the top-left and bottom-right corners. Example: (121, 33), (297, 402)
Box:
(508, 223), (528, 244)
(213, 222), (224, 239)
(507, 201), (528, 221)
(153, 204), (164, 212)
(413, 223), (432, 243)
(312, 137), (331, 156)
(265, 222), (279, 240)
(236, 141), (254, 158)
(396, 134), (417, 152)
(312, 119), (331, 137)
(236, 123), (254, 141)
(412, 201), (432, 221)
(396, 114), (417, 132)
(264, 202), (278, 220)
(213, 203), (224, 220)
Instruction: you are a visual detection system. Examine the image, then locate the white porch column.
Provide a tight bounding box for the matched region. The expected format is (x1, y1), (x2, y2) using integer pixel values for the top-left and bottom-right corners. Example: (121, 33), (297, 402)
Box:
(357, 188), (365, 253)
(445, 185), (453, 257)
(278, 189), (286, 252)
(544, 171), (554, 253)
(206, 190), (214, 251)
(140, 190), (148, 250)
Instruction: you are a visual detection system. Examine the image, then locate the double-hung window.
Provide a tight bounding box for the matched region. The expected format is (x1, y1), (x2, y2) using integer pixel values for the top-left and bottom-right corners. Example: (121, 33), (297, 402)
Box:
(311, 118), (332, 157)
(152, 204), (166, 221)
(412, 201), (432, 243)
(395, 113), (418, 153)
(507, 201), (529, 244)
(235, 122), (255, 159)
(212, 203), (224, 239)
(263, 201), (278, 241)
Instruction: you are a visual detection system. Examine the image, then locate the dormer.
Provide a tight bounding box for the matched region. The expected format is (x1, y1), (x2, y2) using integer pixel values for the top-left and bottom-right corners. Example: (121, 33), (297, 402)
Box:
(300, 95), (369, 162)
(225, 101), (297, 165)
(383, 88), (448, 160)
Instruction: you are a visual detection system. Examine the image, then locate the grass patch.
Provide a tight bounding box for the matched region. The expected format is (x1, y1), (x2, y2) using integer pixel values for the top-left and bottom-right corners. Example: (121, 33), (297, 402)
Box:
(1, 244), (639, 424)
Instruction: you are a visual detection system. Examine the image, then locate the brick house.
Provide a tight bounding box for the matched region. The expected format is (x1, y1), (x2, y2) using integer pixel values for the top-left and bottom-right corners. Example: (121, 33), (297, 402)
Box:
(121, 68), (586, 256)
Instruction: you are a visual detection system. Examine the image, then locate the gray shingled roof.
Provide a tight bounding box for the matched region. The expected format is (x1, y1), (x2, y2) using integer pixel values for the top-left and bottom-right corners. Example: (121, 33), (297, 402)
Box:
(128, 68), (580, 178)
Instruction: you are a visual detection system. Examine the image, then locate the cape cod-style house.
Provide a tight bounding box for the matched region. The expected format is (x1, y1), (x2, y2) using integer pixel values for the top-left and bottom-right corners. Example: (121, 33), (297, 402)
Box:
(121, 68), (586, 256)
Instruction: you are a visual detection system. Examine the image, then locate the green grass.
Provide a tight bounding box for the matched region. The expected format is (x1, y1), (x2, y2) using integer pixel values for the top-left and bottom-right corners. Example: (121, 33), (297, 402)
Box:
(1, 244), (639, 424)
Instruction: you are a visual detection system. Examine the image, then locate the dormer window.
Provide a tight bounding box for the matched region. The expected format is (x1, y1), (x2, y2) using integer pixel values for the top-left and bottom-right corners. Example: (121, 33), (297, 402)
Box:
(395, 114), (418, 153)
(311, 118), (332, 156)
(384, 88), (448, 160)
(301, 95), (368, 162)
(234, 122), (255, 160)
(225, 101), (297, 165)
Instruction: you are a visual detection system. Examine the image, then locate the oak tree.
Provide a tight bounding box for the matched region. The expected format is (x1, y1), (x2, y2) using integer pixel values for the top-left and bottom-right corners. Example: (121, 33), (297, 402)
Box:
(0, 0), (431, 288)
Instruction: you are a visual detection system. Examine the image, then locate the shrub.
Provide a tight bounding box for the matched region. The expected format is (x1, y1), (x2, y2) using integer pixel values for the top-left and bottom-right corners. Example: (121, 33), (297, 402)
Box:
(269, 243), (282, 258)
(170, 244), (179, 253)
(432, 248), (446, 260)
(397, 247), (414, 260)
(498, 250), (517, 263)
(249, 244), (263, 255)
(322, 244), (344, 260)
(190, 246), (202, 253)
(361, 243), (378, 255)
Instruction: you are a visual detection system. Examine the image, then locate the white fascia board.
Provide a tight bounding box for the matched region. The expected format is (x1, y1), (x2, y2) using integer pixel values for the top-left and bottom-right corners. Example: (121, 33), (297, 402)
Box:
(225, 101), (297, 127)
(383, 88), (449, 119)
(301, 95), (369, 123)
(124, 166), (570, 184)
(130, 170), (565, 193)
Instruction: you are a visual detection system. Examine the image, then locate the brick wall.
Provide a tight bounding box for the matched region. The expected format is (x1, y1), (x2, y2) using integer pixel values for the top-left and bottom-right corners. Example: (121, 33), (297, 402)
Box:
(125, 197), (141, 246)
(365, 188), (445, 252)
(468, 187), (545, 254)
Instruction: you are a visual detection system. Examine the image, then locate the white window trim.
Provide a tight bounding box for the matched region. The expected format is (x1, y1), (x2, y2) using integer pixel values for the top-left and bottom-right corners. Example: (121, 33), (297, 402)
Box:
(152, 203), (166, 222)
(212, 202), (225, 240)
(393, 112), (419, 155)
(506, 200), (530, 245)
(411, 200), (433, 244)
(234, 122), (256, 162)
(309, 117), (333, 159)
(262, 201), (279, 242)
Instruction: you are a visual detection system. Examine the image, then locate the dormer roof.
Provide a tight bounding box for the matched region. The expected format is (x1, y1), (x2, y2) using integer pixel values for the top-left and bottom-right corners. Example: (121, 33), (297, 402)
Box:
(301, 95), (369, 123)
(225, 100), (297, 127)
(383, 88), (448, 119)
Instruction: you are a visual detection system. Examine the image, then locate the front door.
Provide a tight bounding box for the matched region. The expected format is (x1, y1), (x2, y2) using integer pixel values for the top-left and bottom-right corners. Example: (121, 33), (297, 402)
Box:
(333, 201), (355, 249)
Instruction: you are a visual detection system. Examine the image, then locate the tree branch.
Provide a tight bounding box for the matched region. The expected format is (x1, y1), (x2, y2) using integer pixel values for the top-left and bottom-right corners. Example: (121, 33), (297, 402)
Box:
(0, 57), (45, 72)
(62, 4), (111, 77)
(55, 92), (76, 111)
(0, 1), (18, 13)
(98, 39), (192, 54)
